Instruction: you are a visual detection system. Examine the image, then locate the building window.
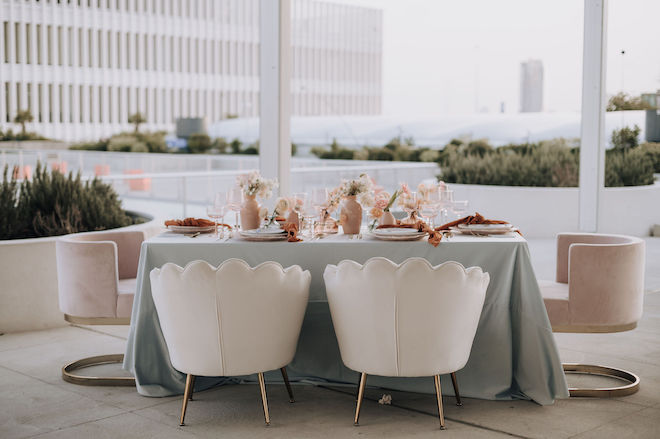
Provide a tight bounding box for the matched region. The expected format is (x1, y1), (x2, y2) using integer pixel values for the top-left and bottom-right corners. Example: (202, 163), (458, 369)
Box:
(99, 86), (103, 123)
(107, 30), (112, 68)
(15, 23), (21, 64)
(48, 84), (53, 123)
(3, 22), (9, 63)
(69, 85), (74, 122)
(27, 83), (32, 113)
(68, 27), (73, 66)
(118, 86), (123, 123)
(126, 32), (131, 69)
(16, 83), (21, 113)
(117, 32), (121, 68)
(58, 84), (64, 123)
(26, 24), (32, 64)
(78, 28), (83, 67)
(79, 85), (84, 123)
(98, 30), (103, 68)
(88, 29), (93, 67)
(38, 83), (43, 122)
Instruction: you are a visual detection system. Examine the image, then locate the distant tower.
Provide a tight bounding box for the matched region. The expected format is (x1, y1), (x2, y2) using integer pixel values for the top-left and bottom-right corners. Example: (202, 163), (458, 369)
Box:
(520, 60), (544, 112)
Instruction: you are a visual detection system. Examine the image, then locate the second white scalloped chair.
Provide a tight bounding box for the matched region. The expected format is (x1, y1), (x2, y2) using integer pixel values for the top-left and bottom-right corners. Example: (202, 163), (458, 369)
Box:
(324, 257), (490, 429)
(150, 259), (311, 426)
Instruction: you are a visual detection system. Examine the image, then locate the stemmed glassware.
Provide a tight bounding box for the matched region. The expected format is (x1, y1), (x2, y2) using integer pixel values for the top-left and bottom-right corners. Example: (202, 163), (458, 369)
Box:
(311, 188), (329, 233)
(226, 187), (244, 232)
(401, 191), (419, 223)
(291, 192), (307, 232)
(206, 192), (227, 240)
(419, 187), (441, 228)
(450, 200), (469, 221)
(438, 188), (454, 225)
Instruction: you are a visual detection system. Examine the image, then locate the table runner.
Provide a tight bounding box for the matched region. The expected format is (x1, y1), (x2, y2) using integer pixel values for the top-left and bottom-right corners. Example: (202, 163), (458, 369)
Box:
(124, 232), (569, 405)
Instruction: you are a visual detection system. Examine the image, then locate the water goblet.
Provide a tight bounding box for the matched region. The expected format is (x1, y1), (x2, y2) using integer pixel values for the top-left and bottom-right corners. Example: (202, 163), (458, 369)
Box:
(420, 187), (441, 228)
(206, 204), (224, 239)
(438, 188), (454, 225)
(226, 187), (244, 231)
(214, 192), (227, 238)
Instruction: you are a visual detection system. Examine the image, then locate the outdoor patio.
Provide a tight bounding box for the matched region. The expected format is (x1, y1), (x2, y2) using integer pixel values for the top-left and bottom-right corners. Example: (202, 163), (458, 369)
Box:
(2, 238), (659, 439)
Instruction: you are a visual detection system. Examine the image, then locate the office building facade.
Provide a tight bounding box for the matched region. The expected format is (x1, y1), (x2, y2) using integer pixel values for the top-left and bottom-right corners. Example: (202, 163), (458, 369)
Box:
(0, 0), (382, 140)
(520, 59), (543, 113)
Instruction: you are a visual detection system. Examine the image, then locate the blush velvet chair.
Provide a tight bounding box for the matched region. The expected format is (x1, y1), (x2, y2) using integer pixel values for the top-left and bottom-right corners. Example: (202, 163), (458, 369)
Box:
(56, 229), (145, 385)
(150, 259), (311, 426)
(324, 257), (490, 429)
(538, 233), (645, 397)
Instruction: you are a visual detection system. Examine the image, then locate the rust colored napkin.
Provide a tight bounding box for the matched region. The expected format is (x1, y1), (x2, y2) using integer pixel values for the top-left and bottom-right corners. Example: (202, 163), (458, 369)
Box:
(437, 212), (509, 230)
(281, 223), (303, 242)
(376, 221), (442, 247)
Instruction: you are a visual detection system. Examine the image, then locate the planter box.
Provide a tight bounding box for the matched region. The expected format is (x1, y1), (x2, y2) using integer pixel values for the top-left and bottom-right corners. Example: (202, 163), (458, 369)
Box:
(0, 212), (161, 334)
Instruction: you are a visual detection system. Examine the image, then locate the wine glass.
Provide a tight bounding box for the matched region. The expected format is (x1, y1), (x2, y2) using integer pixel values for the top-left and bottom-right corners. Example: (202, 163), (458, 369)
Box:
(401, 191), (419, 223)
(301, 196), (317, 237)
(310, 188), (329, 236)
(226, 187), (244, 231)
(419, 186), (441, 228)
(438, 188), (454, 225)
(211, 192), (227, 238)
(450, 200), (469, 221)
(292, 192), (308, 232)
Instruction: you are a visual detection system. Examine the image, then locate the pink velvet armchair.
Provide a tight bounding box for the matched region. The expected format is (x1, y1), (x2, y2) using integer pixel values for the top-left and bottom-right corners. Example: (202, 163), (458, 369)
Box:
(539, 233), (645, 397)
(56, 229), (145, 385)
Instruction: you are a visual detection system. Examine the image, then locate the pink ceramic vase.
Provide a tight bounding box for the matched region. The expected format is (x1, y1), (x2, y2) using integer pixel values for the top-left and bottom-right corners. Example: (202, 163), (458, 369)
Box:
(340, 195), (362, 234)
(240, 194), (261, 230)
(379, 211), (396, 226)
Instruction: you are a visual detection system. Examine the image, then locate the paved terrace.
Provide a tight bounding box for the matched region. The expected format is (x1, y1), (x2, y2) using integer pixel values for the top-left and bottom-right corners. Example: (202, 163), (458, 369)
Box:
(1, 238), (659, 438)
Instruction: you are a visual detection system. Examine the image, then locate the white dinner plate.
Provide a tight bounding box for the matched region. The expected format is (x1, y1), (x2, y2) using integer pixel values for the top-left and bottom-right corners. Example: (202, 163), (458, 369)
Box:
(450, 226), (514, 236)
(167, 225), (216, 234)
(370, 231), (427, 241)
(373, 227), (423, 236)
(457, 223), (512, 231)
(241, 228), (287, 236)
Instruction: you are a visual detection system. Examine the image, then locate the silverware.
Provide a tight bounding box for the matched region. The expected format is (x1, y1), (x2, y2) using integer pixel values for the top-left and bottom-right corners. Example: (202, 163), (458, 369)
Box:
(185, 232), (201, 238)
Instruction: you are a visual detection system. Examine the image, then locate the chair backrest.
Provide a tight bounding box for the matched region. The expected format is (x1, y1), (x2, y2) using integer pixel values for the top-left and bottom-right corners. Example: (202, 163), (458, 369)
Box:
(555, 233), (645, 329)
(56, 230), (144, 318)
(150, 259), (311, 377)
(324, 257), (489, 377)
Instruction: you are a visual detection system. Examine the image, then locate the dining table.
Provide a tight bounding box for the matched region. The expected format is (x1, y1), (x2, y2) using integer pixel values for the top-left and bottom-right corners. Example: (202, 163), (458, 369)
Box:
(123, 229), (569, 405)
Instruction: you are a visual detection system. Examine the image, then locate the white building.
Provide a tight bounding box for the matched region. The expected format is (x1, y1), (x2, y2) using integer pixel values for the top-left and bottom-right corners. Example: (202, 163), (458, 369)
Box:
(519, 59), (543, 113)
(0, 0), (382, 141)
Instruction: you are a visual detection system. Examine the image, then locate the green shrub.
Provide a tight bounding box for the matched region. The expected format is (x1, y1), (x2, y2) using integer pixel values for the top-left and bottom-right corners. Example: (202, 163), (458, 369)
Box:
(138, 131), (168, 153)
(465, 139), (494, 157)
(230, 138), (243, 154)
(212, 137), (229, 153)
(70, 141), (108, 151)
(605, 148), (655, 187)
(108, 135), (140, 152)
(611, 125), (640, 150)
(187, 133), (212, 154)
(0, 164), (135, 240)
(640, 142), (660, 173)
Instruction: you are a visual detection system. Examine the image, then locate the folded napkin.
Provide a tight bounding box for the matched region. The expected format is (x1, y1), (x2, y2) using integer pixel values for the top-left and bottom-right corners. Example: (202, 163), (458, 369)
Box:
(281, 223), (303, 242)
(376, 221), (442, 247)
(436, 212), (509, 230)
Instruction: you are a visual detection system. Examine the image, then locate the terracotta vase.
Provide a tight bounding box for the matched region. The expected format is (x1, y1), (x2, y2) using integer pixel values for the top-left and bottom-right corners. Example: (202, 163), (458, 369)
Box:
(340, 196), (362, 234)
(240, 194), (261, 230)
(379, 211), (396, 226)
(287, 209), (300, 229)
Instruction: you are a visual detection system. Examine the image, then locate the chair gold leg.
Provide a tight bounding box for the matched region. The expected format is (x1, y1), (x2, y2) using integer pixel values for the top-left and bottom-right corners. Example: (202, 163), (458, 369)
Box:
(450, 372), (463, 406)
(258, 372), (271, 426)
(354, 372), (367, 426)
(189, 375), (196, 401)
(281, 367), (295, 403)
(61, 354), (135, 386)
(434, 375), (446, 430)
(180, 374), (194, 426)
(563, 363), (640, 397)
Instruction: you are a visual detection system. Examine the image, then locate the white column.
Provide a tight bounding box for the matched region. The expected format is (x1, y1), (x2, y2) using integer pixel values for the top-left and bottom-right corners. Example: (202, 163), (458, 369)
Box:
(579, 0), (608, 232)
(259, 0), (291, 196)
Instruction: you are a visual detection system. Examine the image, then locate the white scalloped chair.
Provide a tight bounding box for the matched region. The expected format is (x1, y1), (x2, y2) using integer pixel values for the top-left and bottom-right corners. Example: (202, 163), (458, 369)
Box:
(150, 259), (311, 426)
(324, 257), (490, 429)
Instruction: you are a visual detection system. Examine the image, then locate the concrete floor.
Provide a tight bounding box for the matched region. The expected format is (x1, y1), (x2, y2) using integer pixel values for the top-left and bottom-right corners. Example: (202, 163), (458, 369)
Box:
(1, 238), (659, 438)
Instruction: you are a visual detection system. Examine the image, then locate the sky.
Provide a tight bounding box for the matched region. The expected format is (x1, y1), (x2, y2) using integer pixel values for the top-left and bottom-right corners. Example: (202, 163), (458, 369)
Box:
(333, 0), (660, 115)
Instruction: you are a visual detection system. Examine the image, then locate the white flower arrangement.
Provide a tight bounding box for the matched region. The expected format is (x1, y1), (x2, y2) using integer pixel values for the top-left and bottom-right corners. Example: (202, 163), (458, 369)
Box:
(236, 171), (278, 199)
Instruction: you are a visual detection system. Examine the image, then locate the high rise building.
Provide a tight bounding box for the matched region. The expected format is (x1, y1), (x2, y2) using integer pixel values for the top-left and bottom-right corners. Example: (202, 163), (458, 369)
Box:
(519, 59), (543, 113)
(0, 0), (382, 141)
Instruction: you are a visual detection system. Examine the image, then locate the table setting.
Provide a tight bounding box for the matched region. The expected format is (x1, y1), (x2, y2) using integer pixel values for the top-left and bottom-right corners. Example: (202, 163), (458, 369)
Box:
(124, 171), (568, 405)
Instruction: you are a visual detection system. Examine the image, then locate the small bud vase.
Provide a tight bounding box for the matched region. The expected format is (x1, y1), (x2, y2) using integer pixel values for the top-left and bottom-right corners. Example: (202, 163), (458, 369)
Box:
(379, 211), (396, 226)
(340, 195), (362, 234)
(240, 194), (261, 230)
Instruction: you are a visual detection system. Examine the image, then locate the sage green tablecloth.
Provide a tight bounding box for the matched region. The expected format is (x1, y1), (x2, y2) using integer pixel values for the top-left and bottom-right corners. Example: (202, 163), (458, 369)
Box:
(124, 232), (569, 405)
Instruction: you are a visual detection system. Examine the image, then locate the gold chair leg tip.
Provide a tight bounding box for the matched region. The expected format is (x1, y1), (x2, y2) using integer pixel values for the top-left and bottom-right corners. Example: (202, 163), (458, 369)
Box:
(353, 422), (359, 427)
(456, 402), (463, 407)
(265, 421), (271, 426)
(440, 426), (446, 430)
(289, 398), (295, 403)
(179, 422), (185, 427)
